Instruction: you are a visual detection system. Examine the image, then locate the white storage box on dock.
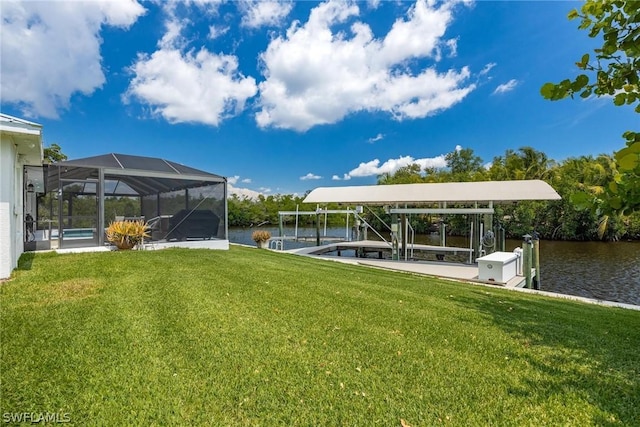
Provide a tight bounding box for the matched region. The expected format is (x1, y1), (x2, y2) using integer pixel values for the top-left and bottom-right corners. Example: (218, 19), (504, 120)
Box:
(477, 251), (518, 283)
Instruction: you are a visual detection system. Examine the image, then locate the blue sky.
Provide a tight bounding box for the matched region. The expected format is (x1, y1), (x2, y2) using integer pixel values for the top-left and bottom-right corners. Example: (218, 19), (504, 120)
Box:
(1, 0), (636, 197)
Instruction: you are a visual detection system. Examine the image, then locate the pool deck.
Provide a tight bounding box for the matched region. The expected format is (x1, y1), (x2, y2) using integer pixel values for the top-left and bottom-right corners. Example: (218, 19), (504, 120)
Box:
(34, 239), (230, 254)
(284, 241), (640, 311)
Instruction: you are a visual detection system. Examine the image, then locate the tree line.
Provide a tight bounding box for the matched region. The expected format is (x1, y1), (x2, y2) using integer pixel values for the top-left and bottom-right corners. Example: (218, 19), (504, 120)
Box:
(228, 146), (640, 241)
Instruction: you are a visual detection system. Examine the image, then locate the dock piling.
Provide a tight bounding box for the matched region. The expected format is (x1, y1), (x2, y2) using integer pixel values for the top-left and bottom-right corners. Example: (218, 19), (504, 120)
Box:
(522, 234), (533, 289)
(532, 232), (540, 290)
(316, 205), (320, 246)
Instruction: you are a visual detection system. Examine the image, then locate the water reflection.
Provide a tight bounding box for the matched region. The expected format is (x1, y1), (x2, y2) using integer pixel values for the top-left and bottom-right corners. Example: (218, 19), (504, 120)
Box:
(229, 227), (640, 305)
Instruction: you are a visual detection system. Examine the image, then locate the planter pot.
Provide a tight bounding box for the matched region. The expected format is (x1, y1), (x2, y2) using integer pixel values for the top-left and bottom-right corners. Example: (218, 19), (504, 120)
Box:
(115, 240), (136, 250)
(255, 240), (269, 249)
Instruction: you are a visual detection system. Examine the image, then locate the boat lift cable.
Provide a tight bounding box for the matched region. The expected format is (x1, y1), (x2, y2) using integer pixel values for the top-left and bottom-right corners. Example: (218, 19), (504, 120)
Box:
(353, 211), (390, 246)
(365, 206), (392, 232)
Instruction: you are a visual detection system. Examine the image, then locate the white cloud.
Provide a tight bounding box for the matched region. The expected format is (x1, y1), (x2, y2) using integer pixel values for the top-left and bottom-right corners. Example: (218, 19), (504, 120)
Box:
(368, 133), (384, 143)
(300, 172), (322, 180)
(126, 48), (257, 125)
(344, 153), (449, 179)
(367, 0), (382, 9)
(0, 0), (145, 118)
(228, 184), (263, 199)
(493, 79), (518, 95)
(226, 175), (252, 185)
(125, 8), (258, 126)
(332, 174), (352, 181)
(256, 0), (475, 131)
(227, 175), (263, 199)
(444, 38), (458, 57)
(190, 0), (225, 8)
(208, 24), (229, 40)
(479, 62), (496, 76)
(239, 0), (293, 29)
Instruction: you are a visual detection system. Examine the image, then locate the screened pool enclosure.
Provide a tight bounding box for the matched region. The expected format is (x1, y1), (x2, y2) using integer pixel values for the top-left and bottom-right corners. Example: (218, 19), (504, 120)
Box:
(25, 153), (227, 251)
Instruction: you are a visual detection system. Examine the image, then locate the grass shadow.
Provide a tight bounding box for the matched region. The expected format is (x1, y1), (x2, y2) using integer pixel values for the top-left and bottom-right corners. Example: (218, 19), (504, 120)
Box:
(17, 252), (36, 271)
(454, 289), (640, 425)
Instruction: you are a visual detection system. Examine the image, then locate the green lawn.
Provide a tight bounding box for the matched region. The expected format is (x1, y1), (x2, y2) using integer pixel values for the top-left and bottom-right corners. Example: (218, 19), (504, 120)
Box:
(1, 246), (639, 426)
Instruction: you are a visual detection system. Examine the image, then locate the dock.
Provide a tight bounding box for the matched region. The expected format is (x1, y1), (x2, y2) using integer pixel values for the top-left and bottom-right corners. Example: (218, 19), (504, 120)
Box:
(288, 239), (474, 262)
(284, 240), (526, 288)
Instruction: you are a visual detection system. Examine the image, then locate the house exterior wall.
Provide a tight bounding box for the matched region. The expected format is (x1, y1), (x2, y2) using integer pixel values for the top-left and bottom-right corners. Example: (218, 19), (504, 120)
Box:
(0, 136), (20, 279)
(0, 115), (43, 279)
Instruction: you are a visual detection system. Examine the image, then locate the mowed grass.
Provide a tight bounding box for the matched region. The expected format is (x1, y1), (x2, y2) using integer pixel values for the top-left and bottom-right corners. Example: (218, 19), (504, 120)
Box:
(1, 247), (639, 426)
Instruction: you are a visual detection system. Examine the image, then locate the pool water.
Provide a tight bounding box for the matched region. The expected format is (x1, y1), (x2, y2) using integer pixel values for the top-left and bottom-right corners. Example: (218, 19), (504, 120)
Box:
(62, 228), (95, 239)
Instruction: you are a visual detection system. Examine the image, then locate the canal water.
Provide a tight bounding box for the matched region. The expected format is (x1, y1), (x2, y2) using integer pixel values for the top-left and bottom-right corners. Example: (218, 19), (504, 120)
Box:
(229, 227), (640, 306)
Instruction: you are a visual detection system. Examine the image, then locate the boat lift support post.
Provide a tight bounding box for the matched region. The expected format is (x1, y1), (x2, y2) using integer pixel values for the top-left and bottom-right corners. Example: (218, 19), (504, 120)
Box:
(522, 234), (533, 289)
(276, 206), (358, 247)
(387, 206), (495, 263)
(391, 205), (400, 261)
(532, 231), (541, 290)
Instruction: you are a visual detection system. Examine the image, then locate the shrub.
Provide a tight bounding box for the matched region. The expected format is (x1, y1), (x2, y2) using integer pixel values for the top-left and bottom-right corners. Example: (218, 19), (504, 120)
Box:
(106, 220), (150, 250)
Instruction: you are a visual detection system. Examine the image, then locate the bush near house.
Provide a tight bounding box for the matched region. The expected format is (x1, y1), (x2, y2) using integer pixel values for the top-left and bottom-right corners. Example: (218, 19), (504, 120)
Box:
(105, 220), (149, 250)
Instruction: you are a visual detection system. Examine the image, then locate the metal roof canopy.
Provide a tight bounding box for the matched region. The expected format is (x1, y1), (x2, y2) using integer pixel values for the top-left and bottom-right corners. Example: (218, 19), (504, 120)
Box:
(47, 153), (225, 196)
(303, 180), (561, 207)
(44, 153), (228, 248)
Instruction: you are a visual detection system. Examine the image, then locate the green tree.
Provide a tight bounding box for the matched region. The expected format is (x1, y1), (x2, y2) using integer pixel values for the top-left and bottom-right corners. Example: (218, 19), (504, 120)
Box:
(518, 146), (555, 180)
(546, 155), (624, 240)
(541, 0), (639, 215)
(445, 147), (485, 181)
(377, 164), (423, 184)
(487, 147), (553, 181)
(43, 143), (67, 163)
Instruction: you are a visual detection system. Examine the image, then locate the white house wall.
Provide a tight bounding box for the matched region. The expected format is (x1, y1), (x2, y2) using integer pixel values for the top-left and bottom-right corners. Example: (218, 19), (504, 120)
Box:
(0, 114), (43, 280)
(0, 137), (19, 279)
(0, 201), (10, 278)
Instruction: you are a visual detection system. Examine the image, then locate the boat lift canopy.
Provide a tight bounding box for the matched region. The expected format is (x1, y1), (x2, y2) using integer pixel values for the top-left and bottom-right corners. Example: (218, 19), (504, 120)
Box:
(303, 180), (561, 206)
(302, 180), (561, 263)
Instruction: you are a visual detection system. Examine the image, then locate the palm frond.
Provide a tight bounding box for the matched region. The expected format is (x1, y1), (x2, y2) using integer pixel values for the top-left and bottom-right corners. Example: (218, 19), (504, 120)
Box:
(597, 215), (609, 240)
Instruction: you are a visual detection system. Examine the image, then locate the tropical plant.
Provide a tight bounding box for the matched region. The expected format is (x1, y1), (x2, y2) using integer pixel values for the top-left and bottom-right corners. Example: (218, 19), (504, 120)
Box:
(487, 147), (553, 181)
(541, 0), (640, 215)
(251, 230), (271, 244)
(106, 220), (150, 250)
